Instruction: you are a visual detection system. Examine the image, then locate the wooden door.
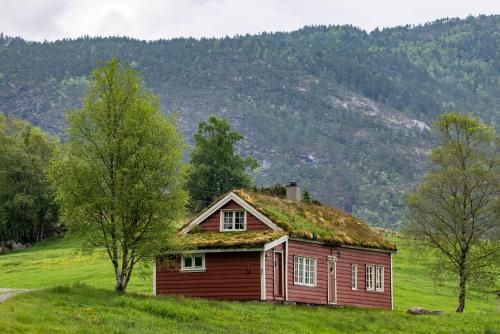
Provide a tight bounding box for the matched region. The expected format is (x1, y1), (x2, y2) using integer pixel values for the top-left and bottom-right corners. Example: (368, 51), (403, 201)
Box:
(328, 256), (337, 305)
(274, 252), (283, 297)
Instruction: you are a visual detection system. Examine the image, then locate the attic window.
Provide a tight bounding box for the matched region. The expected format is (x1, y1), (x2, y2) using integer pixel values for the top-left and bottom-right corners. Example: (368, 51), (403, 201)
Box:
(220, 210), (246, 231)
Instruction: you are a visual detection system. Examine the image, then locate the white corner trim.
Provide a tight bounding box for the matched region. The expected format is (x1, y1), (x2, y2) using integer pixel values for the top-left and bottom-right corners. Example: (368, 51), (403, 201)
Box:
(152, 261), (156, 296)
(285, 240), (288, 301)
(263, 235), (288, 251)
(391, 253), (394, 310)
(180, 192), (283, 233)
(260, 251), (266, 300)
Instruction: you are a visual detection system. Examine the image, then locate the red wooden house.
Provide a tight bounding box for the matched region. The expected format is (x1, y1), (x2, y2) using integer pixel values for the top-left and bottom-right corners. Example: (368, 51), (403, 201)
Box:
(154, 183), (397, 309)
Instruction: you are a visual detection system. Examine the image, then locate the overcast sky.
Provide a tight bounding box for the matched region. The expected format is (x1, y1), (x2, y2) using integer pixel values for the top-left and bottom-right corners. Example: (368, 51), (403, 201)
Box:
(1, 0), (499, 41)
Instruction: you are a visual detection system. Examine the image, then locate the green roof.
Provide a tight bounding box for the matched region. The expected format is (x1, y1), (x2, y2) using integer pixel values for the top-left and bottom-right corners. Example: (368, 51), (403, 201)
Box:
(180, 230), (287, 249)
(233, 190), (396, 251)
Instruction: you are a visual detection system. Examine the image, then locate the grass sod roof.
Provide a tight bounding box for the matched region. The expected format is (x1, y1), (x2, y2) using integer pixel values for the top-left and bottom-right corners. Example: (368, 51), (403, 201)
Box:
(233, 190), (396, 251)
(179, 230), (288, 249)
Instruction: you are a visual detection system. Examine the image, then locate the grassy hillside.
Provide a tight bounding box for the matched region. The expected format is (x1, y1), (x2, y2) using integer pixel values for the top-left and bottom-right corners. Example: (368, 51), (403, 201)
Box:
(0, 236), (498, 333)
(1, 15), (498, 229)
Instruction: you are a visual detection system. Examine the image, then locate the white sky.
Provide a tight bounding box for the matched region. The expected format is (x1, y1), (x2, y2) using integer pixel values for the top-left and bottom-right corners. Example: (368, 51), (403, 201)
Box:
(1, 0), (499, 41)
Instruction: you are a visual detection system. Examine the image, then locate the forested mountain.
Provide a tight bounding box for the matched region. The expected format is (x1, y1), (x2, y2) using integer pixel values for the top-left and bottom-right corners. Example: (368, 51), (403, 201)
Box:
(0, 15), (498, 229)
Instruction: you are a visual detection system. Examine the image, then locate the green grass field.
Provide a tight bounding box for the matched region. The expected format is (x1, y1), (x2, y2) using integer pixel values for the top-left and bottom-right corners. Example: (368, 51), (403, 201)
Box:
(0, 236), (499, 333)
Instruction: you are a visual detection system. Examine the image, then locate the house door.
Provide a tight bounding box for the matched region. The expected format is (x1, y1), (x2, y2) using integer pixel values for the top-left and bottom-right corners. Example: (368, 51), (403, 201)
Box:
(274, 252), (283, 298)
(328, 256), (337, 305)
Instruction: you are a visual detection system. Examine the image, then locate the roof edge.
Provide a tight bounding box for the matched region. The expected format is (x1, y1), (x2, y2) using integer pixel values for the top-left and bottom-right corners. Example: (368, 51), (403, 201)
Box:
(288, 237), (397, 253)
(180, 191), (282, 233)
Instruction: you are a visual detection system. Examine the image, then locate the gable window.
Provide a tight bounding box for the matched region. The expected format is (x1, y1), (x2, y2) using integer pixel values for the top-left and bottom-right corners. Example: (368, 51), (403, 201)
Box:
(181, 254), (205, 272)
(221, 210), (246, 231)
(366, 264), (375, 291)
(375, 266), (384, 292)
(294, 256), (316, 286)
(351, 264), (358, 291)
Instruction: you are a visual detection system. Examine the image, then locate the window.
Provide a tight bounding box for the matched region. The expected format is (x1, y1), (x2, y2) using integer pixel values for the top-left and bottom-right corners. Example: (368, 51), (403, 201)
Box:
(366, 264), (384, 292)
(351, 264), (358, 290)
(375, 266), (384, 292)
(221, 210), (246, 231)
(366, 264), (375, 291)
(181, 254), (205, 272)
(294, 256), (316, 286)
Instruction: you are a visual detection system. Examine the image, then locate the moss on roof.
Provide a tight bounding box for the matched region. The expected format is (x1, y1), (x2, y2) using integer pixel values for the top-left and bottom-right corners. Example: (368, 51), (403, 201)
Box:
(181, 230), (287, 249)
(234, 189), (396, 251)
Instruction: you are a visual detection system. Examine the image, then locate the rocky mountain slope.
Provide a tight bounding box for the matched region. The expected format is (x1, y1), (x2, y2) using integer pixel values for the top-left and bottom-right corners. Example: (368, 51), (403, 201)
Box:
(0, 15), (498, 228)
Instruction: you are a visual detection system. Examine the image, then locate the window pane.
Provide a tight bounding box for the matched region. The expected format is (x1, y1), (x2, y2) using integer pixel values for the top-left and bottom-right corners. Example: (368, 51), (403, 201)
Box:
(376, 266), (383, 290)
(366, 265), (375, 290)
(194, 256), (203, 267)
(184, 257), (192, 268)
(294, 258), (299, 282)
(295, 257), (303, 284)
(305, 258), (310, 284)
(351, 264), (357, 289)
(223, 211), (233, 230)
(310, 259), (316, 285)
(234, 211), (245, 230)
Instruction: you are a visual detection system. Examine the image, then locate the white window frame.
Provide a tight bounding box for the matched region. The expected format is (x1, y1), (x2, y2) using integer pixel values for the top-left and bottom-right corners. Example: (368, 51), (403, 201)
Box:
(351, 264), (358, 291)
(294, 256), (317, 287)
(180, 254), (206, 272)
(219, 210), (247, 231)
(375, 265), (384, 292)
(366, 264), (375, 291)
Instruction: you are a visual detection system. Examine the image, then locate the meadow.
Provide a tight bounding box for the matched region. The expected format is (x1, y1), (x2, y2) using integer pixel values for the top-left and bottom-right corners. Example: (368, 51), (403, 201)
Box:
(0, 236), (498, 333)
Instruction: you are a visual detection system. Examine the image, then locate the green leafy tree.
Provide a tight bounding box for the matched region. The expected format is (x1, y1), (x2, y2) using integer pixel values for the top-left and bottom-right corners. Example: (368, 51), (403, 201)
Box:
(0, 113), (59, 245)
(49, 59), (187, 293)
(186, 116), (257, 211)
(405, 112), (500, 312)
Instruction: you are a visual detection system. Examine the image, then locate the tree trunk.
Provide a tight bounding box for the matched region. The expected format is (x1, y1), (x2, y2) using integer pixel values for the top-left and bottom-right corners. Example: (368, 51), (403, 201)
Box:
(115, 265), (129, 293)
(113, 251), (136, 293)
(456, 269), (466, 312)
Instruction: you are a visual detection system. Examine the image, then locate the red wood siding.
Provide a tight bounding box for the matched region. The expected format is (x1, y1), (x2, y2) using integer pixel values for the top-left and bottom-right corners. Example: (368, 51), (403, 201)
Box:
(335, 247), (392, 309)
(287, 240), (392, 308)
(265, 242), (285, 301)
(200, 200), (270, 231)
(287, 240), (331, 305)
(156, 252), (261, 300)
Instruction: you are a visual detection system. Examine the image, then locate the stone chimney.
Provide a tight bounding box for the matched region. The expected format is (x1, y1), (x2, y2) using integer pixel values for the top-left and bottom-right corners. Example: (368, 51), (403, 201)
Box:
(285, 181), (301, 202)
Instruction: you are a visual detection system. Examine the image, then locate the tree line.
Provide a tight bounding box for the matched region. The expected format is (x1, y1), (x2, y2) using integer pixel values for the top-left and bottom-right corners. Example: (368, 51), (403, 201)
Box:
(0, 114), (59, 248)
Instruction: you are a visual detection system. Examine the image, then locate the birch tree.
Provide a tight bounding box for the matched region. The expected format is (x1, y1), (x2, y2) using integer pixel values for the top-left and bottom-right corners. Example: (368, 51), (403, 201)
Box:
(49, 59), (187, 293)
(405, 112), (500, 312)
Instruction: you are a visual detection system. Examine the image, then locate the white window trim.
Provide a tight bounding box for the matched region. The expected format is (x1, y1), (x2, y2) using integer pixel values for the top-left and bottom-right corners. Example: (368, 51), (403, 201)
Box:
(351, 264), (358, 291)
(219, 210), (247, 231)
(180, 254), (206, 272)
(293, 256), (317, 287)
(376, 265), (384, 292)
(366, 264), (375, 291)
